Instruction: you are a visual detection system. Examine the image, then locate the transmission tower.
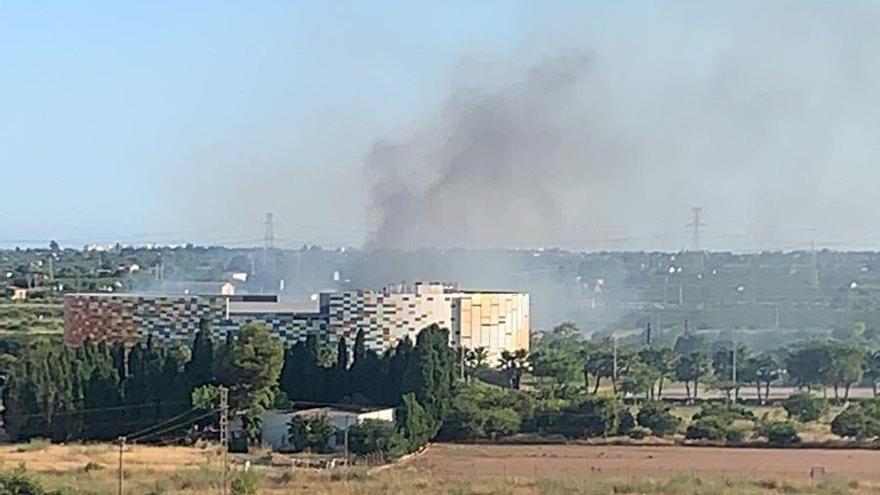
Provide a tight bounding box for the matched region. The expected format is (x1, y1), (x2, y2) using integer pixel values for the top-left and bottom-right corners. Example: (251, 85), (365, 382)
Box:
(688, 206), (705, 252)
(264, 212), (275, 250)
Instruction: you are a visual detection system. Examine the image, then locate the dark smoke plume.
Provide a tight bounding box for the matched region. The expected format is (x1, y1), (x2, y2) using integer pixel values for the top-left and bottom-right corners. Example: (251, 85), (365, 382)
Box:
(366, 3), (880, 251)
(366, 53), (618, 249)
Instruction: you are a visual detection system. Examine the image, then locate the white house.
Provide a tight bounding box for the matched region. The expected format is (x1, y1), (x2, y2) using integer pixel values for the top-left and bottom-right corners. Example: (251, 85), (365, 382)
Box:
(257, 406), (395, 452)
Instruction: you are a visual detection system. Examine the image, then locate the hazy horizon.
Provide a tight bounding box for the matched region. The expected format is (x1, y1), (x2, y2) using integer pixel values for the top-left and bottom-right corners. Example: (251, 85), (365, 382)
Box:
(4, 2), (880, 252)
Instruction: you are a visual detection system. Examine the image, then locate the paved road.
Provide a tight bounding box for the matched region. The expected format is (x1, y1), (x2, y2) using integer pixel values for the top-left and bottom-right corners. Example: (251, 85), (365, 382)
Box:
(655, 386), (875, 401)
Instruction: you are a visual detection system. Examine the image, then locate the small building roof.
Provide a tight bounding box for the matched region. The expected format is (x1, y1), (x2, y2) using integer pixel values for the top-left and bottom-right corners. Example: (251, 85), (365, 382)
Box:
(142, 281), (234, 296)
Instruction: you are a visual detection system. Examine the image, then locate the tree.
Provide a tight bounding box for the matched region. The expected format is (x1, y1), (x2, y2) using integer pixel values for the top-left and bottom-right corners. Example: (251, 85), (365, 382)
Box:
(674, 352), (711, 401)
(673, 333), (705, 356)
(335, 336), (350, 372)
(865, 350), (880, 397)
(785, 342), (832, 393)
(406, 325), (455, 422)
(499, 349), (530, 390)
(329, 336), (350, 400)
(215, 322), (284, 441)
(582, 343), (614, 394)
(711, 344), (749, 402)
(185, 322), (215, 389)
(529, 346), (581, 394)
(279, 335), (324, 402)
(382, 336), (414, 405)
(466, 347), (489, 371)
(287, 414), (335, 453)
(397, 392), (439, 452)
(350, 329), (384, 403)
(464, 346), (490, 383)
(741, 353), (780, 404)
(638, 347), (675, 399)
(826, 342), (864, 401)
(619, 359), (657, 401)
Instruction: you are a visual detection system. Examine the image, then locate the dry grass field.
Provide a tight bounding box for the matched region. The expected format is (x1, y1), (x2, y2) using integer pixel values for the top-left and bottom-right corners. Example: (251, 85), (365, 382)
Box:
(4, 442), (880, 494)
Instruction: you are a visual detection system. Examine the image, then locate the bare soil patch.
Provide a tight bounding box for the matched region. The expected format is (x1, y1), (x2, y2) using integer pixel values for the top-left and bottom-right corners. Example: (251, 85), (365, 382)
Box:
(412, 443), (880, 480)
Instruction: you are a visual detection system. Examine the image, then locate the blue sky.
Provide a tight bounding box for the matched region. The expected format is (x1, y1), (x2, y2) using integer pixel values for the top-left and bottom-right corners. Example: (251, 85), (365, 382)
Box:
(4, 2), (880, 251)
(1, 1), (530, 247)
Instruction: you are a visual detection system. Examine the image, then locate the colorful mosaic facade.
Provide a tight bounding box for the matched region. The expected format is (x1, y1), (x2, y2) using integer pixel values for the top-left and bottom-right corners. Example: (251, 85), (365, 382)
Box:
(64, 294), (326, 347)
(65, 284), (530, 357)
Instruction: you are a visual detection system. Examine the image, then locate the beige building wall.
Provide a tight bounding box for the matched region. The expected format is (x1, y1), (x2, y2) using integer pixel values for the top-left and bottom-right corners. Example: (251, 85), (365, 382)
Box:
(326, 283), (530, 360)
(384, 282), (455, 342)
(452, 292), (530, 361)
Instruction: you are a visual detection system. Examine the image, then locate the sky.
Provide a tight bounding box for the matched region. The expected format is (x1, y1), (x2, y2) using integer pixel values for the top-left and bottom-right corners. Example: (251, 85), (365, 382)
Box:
(3, 1), (880, 252)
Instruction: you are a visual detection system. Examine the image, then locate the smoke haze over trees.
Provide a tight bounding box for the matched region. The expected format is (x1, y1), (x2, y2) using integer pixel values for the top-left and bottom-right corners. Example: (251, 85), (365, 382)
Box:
(364, 2), (880, 252)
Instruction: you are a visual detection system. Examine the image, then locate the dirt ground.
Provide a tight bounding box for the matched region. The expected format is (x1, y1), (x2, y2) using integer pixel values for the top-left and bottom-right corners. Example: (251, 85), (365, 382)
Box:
(0, 443), (218, 472)
(411, 443), (880, 480)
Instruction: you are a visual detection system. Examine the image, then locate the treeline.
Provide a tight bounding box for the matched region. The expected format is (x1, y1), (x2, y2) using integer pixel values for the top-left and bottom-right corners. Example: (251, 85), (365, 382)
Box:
(436, 381), (880, 447)
(1, 322), (457, 454)
(3, 328), (216, 442)
(278, 325), (454, 409)
(528, 323), (880, 403)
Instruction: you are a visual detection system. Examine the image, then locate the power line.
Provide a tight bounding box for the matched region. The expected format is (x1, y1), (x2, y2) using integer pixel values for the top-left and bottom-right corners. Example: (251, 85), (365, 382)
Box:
(128, 410), (219, 443)
(124, 406), (204, 441)
(7, 400), (193, 421)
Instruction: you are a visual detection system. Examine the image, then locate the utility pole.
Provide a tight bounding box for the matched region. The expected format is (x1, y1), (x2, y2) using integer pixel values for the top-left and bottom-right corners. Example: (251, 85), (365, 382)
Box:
(774, 303), (780, 331)
(810, 240), (820, 289)
(219, 386), (229, 495)
(612, 336), (619, 393)
(117, 436), (126, 495)
(688, 206), (705, 252)
(344, 416), (351, 465)
(730, 344), (738, 404)
(645, 322), (652, 346)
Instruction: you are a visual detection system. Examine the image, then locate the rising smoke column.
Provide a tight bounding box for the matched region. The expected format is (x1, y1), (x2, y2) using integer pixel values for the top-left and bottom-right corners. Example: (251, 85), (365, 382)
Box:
(366, 52), (634, 250)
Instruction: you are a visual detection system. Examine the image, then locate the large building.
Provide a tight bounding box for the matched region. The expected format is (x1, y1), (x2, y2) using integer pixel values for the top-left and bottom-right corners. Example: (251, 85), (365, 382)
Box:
(64, 282), (529, 358)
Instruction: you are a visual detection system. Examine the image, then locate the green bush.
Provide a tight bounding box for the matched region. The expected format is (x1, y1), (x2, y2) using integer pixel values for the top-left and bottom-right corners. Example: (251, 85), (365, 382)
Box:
(0, 468), (80, 495)
(15, 438), (50, 453)
(230, 470), (259, 495)
(616, 409), (635, 436)
(761, 421), (801, 445)
(636, 402), (681, 437)
(440, 383), (533, 441)
(347, 419), (405, 457)
(628, 426), (650, 439)
(692, 403), (754, 422)
(536, 396), (625, 438)
(685, 416), (734, 441)
(287, 414), (335, 453)
(782, 392), (827, 422)
(831, 400), (880, 439)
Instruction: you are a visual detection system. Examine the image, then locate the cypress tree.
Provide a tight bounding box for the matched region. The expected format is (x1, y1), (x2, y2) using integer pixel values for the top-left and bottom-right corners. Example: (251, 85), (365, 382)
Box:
(186, 323), (215, 388)
(335, 336), (349, 372)
(407, 324), (454, 424)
